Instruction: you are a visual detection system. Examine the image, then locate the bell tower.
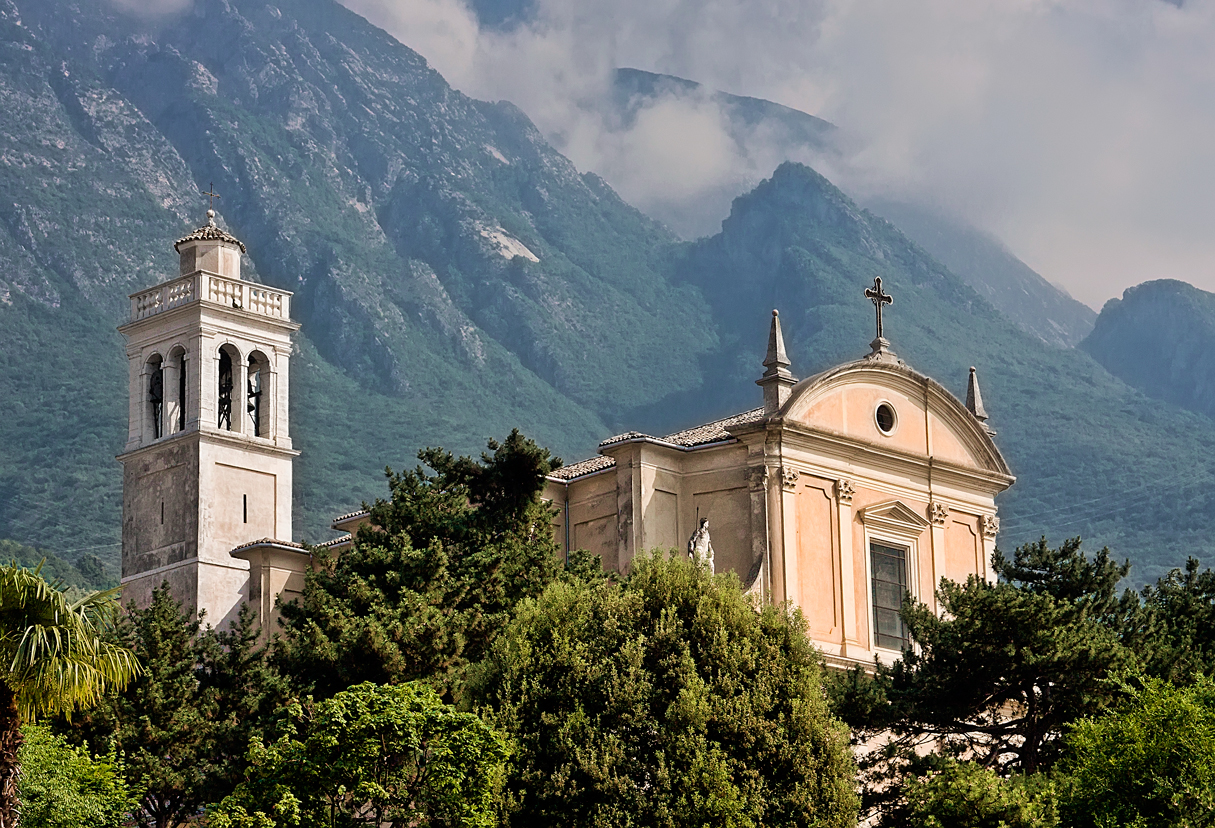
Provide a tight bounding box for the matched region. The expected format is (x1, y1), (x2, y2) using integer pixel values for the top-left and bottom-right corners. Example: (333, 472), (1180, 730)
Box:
(118, 209), (299, 627)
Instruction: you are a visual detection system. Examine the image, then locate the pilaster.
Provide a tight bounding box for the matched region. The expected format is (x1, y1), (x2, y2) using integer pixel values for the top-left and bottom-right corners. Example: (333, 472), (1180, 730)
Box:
(928, 500), (949, 613)
(835, 479), (861, 654)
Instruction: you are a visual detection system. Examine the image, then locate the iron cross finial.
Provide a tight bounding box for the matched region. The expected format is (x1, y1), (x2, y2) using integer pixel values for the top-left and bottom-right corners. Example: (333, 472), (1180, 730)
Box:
(201, 182), (221, 212)
(864, 276), (893, 340)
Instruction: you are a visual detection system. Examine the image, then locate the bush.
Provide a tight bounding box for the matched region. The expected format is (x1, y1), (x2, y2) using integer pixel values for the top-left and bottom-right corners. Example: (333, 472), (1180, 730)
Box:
(471, 553), (858, 828)
(904, 759), (1056, 828)
(18, 724), (135, 828)
(1057, 674), (1215, 828)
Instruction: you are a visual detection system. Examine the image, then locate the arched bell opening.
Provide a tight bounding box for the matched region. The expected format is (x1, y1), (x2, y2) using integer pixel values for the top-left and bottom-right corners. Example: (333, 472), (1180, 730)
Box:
(217, 344), (242, 431)
(146, 353), (164, 440)
(247, 351), (271, 438)
(166, 345), (187, 434)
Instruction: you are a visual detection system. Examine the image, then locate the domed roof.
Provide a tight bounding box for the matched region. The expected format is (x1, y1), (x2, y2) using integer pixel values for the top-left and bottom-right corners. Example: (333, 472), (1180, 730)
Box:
(174, 210), (247, 254)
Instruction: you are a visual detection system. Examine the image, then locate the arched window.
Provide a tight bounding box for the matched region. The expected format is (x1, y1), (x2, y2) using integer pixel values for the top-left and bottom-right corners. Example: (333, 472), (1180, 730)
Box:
(147, 355), (164, 440)
(167, 346), (187, 434)
(247, 352), (269, 437)
(218, 347), (235, 431)
(177, 350), (187, 432)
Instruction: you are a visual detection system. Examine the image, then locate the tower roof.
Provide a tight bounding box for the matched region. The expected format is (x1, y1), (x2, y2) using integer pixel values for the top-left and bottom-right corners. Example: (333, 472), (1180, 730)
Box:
(174, 210), (247, 254)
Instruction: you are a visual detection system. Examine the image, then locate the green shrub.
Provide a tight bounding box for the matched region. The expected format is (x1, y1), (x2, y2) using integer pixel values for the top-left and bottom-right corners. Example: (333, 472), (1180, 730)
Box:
(18, 724), (135, 828)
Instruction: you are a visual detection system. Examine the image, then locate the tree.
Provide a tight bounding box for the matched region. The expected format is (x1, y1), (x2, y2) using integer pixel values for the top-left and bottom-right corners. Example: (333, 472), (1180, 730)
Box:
(17, 723), (136, 828)
(274, 430), (567, 698)
(470, 553), (858, 828)
(67, 587), (287, 828)
(0, 563), (139, 828)
(1136, 557), (1215, 681)
(904, 759), (1056, 828)
(827, 538), (1135, 824)
(209, 682), (507, 828)
(1056, 674), (1215, 828)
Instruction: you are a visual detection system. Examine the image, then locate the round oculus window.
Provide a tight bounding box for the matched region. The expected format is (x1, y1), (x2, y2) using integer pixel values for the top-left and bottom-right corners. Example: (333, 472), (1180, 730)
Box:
(875, 402), (897, 434)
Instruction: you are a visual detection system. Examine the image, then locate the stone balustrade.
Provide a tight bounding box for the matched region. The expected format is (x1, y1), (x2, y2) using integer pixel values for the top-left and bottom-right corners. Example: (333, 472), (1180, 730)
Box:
(130, 273), (291, 322)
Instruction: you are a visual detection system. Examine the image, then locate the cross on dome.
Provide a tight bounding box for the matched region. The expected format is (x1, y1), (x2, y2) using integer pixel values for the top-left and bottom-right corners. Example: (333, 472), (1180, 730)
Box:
(864, 276), (893, 340)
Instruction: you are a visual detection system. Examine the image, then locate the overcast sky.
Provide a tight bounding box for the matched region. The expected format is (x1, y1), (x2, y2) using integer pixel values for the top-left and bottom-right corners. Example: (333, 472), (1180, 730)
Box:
(323, 0), (1215, 310)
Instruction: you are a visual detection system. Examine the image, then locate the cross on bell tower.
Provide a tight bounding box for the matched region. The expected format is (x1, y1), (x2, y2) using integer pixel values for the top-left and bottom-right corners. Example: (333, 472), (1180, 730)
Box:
(864, 276), (898, 362)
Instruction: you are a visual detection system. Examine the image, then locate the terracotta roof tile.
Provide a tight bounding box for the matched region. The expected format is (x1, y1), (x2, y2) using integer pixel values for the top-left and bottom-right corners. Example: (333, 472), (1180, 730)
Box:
(551, 407), (766, 482)
(547, 455), (615, 481)
(230, 537), (306, 553)
(175, 221), (247, 254)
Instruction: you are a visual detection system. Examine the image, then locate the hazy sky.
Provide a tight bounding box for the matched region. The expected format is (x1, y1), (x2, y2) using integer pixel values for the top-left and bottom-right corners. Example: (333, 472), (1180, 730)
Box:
(327, 0), (1215, 310)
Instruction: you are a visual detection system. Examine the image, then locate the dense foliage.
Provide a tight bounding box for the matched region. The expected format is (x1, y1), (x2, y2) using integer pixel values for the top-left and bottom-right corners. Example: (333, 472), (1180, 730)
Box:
(1057, 674), (1215, 828)
(0, 563), (139, 827)
(67, 588), (287, 828)
(903, 759), (1055, 828)
(17, 724), (135, 828)
(472, 554), (859, 828)
(275, 431), (566, 698)
(211, 682), (506, 828)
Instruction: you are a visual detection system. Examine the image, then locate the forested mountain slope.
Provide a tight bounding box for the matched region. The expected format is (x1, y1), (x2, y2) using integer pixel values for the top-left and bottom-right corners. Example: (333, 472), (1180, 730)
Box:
(0, 0), (713, 547)
(654, 163), (1215, 583)
(1082, 280), (1215, 421)
(0, 0), (1211, 585)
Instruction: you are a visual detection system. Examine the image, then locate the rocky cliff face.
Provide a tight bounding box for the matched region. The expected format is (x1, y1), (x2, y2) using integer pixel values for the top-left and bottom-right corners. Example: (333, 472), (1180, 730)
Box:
(0, 0), (714, 546)
(1082, 280), (1215, 420)
(3, 0), (1215, 583)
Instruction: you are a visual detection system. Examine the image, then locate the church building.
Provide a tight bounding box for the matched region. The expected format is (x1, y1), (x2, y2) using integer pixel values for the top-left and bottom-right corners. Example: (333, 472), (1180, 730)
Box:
(118, 215), (1014, 665)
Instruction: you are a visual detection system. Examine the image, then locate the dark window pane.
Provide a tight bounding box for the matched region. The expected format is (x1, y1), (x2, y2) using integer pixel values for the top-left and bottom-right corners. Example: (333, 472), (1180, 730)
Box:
(871, 541), (910, 650)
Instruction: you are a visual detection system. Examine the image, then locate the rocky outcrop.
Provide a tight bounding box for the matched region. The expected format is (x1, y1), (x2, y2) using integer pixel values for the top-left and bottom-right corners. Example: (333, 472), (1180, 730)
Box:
(1081, 280), (1215, 419)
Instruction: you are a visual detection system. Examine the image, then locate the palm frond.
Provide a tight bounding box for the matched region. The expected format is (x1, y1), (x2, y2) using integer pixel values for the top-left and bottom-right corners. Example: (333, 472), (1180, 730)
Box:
(0, 562), (140, 719)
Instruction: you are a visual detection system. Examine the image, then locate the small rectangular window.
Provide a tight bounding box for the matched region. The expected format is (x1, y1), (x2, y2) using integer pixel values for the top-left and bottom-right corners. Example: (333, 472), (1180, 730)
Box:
(871, 541), (910, 651)
(243, 494), (248, 524)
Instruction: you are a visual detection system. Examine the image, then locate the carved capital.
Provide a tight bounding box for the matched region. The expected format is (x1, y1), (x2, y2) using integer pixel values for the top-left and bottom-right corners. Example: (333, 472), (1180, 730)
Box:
(747, 466), (770, 492)
(980, 514), (1000, 539)
(929, 501), (950, 526)
(780, 467), (799, 491)
(835, 478), (855, 505)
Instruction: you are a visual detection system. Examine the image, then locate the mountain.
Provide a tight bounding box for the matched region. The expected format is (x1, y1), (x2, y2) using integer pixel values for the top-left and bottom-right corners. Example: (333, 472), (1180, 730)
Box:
(656, 163), (1215, 584)
(609, 70), (1094, 350)
(0, 0), (715, 549)
(2, 0), (1214, 585)
(612, 68), (838, 155)
(1081, 280), (1215, 420)
(866, 199), (1096, 348)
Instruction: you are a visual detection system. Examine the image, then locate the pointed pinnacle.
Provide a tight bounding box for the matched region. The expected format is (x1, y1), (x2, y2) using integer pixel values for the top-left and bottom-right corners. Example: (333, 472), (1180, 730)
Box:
(966, 366), (989, 421)
(763, 309), (791, 376)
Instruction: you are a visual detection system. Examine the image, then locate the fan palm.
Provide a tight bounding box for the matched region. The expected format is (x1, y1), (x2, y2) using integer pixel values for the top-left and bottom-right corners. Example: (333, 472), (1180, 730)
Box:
(0, 562), (140, 827)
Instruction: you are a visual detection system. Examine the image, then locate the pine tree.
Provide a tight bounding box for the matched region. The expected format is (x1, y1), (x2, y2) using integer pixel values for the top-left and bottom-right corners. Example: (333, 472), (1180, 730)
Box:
(274, 430), (566, 699)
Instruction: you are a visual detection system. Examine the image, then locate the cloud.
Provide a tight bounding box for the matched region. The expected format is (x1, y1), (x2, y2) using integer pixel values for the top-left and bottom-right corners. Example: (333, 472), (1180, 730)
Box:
(343, 0), (1215, 308)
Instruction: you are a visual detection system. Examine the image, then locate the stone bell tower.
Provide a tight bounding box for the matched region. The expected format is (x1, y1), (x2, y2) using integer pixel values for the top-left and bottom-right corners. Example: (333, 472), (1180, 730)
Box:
(117, 209), (299, 627)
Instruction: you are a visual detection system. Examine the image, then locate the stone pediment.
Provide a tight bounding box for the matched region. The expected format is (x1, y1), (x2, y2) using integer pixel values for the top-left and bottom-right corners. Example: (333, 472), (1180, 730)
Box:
(858, 500), (930, 535)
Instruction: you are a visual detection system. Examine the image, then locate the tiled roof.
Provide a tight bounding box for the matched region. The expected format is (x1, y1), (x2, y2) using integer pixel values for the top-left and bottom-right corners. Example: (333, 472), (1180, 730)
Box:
(175, 220), (247, 254)
(230, 537), (306, 552)
(317, 534), (352, 548)
(550, 407), (766, 482)
(661, 407), (765, 447)
(547, 455), (615, 481)
(332, 509), (369, 524)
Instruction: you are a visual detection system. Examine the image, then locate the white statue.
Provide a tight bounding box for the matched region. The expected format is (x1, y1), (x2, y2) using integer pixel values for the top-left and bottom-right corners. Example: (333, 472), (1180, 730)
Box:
(688, 517), (714, 573)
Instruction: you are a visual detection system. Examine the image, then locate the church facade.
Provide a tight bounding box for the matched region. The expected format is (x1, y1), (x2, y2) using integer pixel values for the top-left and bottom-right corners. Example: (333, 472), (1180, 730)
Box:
(118, 216), (1014, 663)
(542, 308), (1014, 669)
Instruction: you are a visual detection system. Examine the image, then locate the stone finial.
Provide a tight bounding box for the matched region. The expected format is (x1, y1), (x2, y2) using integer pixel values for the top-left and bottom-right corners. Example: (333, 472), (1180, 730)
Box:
(757, 309), (797, 415)
(966, 366), (988, 421)
(763, 309), (790, 373)
(207, 208), (217, 227)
